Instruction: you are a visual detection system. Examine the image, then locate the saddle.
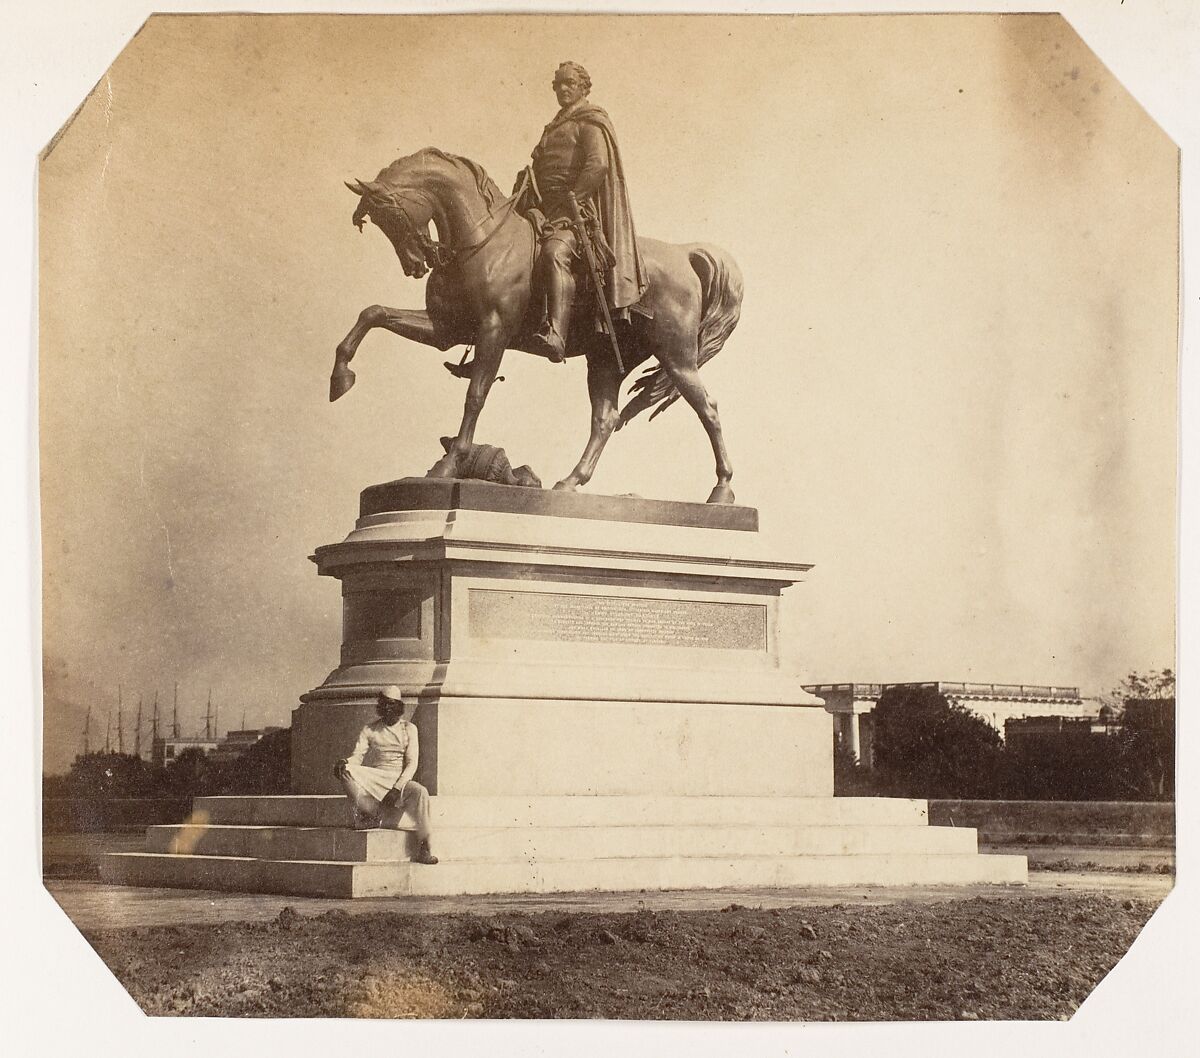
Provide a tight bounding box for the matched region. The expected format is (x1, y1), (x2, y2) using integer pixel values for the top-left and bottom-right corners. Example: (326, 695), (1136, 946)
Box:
(441, 205), (643, 379)
(524, 206), (616, 271)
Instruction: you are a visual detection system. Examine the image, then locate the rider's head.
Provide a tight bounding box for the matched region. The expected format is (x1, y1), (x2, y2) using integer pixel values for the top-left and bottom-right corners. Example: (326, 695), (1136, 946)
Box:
(553, 62), (591, 108)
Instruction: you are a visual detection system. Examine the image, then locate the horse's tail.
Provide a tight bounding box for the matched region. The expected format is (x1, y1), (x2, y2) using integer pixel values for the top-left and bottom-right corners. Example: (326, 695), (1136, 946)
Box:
(618, 245), (744, 429)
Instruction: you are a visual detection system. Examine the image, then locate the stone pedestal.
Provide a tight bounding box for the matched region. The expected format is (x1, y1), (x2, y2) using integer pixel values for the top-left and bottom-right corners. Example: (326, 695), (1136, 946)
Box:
(291, 478), (830, 798)
(101, 794), (1026, 897)
(102, 479), (1027, 896)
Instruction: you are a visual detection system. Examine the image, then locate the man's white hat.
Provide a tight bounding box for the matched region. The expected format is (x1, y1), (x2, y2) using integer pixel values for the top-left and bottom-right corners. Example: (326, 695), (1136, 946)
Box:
(378, 685), (406, 704)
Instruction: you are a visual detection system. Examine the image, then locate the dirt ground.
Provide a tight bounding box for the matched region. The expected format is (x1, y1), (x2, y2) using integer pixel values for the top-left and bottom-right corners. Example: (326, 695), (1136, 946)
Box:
(83, 892), (1157, 1020)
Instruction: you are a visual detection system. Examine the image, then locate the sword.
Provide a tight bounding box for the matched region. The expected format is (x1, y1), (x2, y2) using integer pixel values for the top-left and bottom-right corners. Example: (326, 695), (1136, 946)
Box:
(567, 192), (626, 374)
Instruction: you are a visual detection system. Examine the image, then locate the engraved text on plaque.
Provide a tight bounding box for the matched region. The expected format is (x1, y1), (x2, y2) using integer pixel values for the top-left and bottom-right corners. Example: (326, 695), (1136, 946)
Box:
(469, 589), (767, 651)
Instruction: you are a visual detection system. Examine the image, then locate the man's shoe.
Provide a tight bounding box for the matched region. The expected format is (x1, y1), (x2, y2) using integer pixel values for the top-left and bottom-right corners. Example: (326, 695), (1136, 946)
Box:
(353, 811), (381, 831)
(413, 842), (439, 865)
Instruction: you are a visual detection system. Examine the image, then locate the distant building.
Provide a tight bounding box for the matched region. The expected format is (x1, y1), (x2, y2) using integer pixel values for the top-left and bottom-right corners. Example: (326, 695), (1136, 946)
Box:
(151, 735), (221, 768)
(1004, 714), (1112, 747)
(803, 681), (1099, 767)
(152, 727), (282, 768)
(207, 727), (283, 765)
(803, 683), (885, 766)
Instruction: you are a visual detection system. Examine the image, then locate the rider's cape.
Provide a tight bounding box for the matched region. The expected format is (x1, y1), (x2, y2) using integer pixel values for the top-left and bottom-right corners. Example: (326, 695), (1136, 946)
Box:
(574, 104), (648, 313)
(529, 103), (648, 314)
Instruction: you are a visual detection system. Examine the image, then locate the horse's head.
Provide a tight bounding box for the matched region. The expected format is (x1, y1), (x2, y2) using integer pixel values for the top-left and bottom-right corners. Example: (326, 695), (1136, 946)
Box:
(345, 149), (506, 279)
(345, 177), (435, 279)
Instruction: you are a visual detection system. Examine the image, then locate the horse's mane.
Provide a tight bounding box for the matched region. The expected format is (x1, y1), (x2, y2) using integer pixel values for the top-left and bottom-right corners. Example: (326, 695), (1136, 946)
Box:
(378, 147), (505, 208)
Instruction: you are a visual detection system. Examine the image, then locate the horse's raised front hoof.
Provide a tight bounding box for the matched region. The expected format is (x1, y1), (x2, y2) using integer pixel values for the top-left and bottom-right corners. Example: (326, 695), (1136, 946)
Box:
(706, 483), (736, 505)
(329, 363), (356, 402)
(425, 452), (464, 480)
(552, 479), (579, 492)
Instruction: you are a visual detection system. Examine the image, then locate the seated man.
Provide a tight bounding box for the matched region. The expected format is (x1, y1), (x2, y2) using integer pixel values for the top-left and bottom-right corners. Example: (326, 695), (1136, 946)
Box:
(333, 686), (437, 865)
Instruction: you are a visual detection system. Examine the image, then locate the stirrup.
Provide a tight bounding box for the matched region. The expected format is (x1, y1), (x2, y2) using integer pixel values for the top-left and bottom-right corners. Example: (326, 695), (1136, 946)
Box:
(443, 347), (474, 379)
(528, 325), (566, 363)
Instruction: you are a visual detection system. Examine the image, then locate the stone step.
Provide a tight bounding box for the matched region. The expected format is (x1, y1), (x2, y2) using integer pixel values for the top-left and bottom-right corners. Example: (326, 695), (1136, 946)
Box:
(101, 849), (1027, 898)
(145, 822), (980, 863)
(189, 795), (931, 830)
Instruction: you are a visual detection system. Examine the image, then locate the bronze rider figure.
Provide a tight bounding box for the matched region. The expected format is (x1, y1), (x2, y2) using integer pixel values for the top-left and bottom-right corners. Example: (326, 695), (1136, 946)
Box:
(520, 61), (648, 363)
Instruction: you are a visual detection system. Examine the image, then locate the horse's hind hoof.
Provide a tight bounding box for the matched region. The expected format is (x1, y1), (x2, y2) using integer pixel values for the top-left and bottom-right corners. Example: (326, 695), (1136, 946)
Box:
(706, 484), (735, 505)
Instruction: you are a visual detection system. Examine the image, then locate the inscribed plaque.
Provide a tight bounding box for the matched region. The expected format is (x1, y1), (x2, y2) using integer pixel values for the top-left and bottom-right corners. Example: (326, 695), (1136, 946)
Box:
(469, 588), (766, 651)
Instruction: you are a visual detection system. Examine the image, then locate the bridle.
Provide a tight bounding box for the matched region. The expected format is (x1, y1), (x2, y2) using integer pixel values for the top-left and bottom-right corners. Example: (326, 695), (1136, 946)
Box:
(359, 169), (532, 272)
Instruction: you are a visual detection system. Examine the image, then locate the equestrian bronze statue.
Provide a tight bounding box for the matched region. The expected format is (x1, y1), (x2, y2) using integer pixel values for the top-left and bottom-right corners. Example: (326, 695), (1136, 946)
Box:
(331, 64), (743, 504)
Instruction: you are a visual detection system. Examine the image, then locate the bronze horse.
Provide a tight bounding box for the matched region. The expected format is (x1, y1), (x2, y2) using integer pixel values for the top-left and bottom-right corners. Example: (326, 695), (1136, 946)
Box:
(332, 148), (744, 503)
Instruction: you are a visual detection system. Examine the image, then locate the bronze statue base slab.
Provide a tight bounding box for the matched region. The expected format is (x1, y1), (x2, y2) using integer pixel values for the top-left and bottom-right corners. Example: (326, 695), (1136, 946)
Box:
(359, 476), (758, 531)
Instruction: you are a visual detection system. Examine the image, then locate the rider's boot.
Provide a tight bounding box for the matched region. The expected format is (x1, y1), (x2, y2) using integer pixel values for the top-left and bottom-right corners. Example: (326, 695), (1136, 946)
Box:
(530, 322), (567, 363)
(528, 259), (572, 363)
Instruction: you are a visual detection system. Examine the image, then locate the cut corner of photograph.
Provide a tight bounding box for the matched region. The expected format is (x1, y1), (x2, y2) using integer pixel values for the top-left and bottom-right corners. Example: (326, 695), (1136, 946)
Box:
(9, 0), (1195, 1050)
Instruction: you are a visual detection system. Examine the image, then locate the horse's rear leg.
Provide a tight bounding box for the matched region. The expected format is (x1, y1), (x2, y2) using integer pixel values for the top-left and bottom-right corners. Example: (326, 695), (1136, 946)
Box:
(331, 305), (455, 401)
(554, 352), (622, 492)
(659, 354), (735, 505)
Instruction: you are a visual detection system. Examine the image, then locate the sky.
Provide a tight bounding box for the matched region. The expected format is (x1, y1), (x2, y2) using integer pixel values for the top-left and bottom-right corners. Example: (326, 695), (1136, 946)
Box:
(37, 12), (1178, 774)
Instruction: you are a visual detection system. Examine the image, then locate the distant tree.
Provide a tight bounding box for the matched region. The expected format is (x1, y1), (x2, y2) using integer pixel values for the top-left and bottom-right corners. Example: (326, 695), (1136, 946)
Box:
(1091, 668), (1175, 801)
(162, 747), (213, 796)
(1001, 729), (1122, 801)
(47, 731), (294, 802)
(208, 728), (291, 794)
(870, 684), (1003, 799)
(60, 751), (163, 798)
(1099, 668), (1176, 712)
(1114, 699), (1175, 801)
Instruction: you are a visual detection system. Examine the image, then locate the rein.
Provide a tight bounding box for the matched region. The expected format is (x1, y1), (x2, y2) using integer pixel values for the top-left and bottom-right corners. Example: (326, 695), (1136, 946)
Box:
(374, 169), (531, 271)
